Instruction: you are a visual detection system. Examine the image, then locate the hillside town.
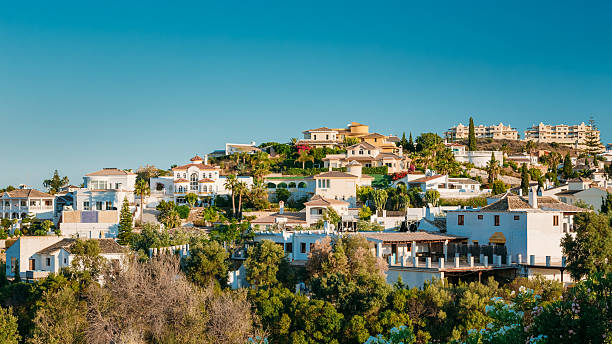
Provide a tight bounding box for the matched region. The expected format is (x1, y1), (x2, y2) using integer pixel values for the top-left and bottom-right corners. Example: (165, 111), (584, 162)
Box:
(0, 117), (610, 343)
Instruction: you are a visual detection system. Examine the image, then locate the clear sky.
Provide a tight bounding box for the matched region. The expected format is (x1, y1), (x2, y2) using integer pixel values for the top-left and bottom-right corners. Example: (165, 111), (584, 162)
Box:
(1, 1), (611, 188)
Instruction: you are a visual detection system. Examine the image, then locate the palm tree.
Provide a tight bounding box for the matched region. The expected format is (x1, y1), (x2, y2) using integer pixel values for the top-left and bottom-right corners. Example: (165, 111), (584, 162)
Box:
(160, 208), (181, 229)
(524, 140), (537, 163)
(236, 181), (248, 217)
(371, 189), (388, 215)
(224, 174), (238, 216)
(500, 142), (510, 157)
(486, 153), (501, 185)
(252, 163), (271, 181)
(296, 151), (314, 169)
(134, 179), (150, 225)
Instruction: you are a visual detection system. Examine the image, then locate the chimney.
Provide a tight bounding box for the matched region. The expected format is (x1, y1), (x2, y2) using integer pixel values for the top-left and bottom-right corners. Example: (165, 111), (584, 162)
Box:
(204, 154), (208, 165)
(528, 187), (538, 209)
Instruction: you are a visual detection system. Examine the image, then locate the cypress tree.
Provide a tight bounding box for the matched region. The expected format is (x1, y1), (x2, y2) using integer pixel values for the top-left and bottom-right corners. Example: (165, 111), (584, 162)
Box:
(521, 163), (530, 196)
(468, 117), (477, 151)
(408, 132), (414, 152)
(400, 132), (408, 149)
(562, 153), (573, 179)
(117, 197), (133, 245)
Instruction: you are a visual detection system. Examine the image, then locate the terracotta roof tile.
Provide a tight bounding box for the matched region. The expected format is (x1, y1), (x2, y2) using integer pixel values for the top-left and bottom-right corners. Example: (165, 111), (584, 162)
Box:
(4, 189), (53, 198)
(315, 171), (358, 179)
(172, 163), (219, 171)
(174, 178), (189, 183)
(85, 168), (136, 176)
(190, 155), (204, 161)
(303, 195), (349, 206)
(198, 178), (215, 183)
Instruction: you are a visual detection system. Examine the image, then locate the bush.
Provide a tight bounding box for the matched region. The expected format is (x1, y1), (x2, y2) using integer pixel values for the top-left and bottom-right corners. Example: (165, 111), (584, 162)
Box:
(363, 166), (388, 175)
(439, 197), (487, 208)
(176, 205), (190, 219)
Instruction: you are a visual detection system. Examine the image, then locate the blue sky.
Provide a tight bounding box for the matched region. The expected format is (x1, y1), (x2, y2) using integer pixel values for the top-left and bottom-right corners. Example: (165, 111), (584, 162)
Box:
(1, 1), (611, 188)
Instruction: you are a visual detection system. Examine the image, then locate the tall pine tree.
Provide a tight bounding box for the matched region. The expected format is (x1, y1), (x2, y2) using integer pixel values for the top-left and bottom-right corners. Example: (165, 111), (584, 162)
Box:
(521, 163), (530, 196)
(584, 117), (601, 164)
(400, 132), (408, 149)
(562, 152), (573, 179)
(408, 132), (414, 152)
(117, 197), (133, 245)
(468, 117), (477, 151)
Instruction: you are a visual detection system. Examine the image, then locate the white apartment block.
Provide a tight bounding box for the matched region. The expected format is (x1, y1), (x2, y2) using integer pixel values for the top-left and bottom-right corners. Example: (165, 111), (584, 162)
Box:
(0, 188), (55, 221)
(524, 122), (600, 147)
(445, 122), (518, 141)
(323, 142), (407, 173)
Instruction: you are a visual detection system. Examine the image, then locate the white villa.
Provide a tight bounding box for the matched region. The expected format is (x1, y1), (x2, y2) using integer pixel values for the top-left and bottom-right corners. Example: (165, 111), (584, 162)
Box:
(323, 142), (407, 173)
(555, 178), (611, 211)
(73, 168), (137, 211)
(445, 189), (586, 281)
(0, 188), (55, 222)
(5, 236), (125, 280)
(150, 155), (253, 205)
(453, 150), (504, 168)
(392, 173), (487, 199)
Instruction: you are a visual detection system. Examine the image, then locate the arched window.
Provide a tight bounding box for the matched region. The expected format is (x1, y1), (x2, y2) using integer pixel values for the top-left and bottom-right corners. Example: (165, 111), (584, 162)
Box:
(267, 183), (276, 189)
(298, 182), (307, 188)
(190, 173), (198, 191)
(288, 182), (296, 188)
(278, 182), (288, 189)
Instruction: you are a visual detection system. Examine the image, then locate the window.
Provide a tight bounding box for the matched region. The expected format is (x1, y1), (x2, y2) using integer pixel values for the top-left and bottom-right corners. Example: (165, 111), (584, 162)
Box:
(21, 201), (27, 207)
(190, 173), (198, 191)
(326, 134), (329, 140)
(30, 200), (36, 206)
(29, 259), (35, 270)
(494, 215), (500, 226)
(83, 201), (90, 210)
(46, 258), (51, 266)
(477, 215), (483, 220)
(96, 201), (103, 210)
(64, 258), (67, 264)
(553, 215), (559, 226)
(514, 215), (520, 221)
(300, 243), (306, 253)
(359, 150), (364, 155)
(458, 215), (464, 226)
(45, 200), (52, 206)
(285, 243), (293, 253)
(106, 201), (113, 210)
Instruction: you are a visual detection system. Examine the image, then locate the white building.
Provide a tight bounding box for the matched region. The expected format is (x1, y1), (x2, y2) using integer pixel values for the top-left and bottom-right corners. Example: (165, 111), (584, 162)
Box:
(323, 142), (407, 173)
(74, 168), (137, 211)
(446, 190), (586, 268)
(555, 178), (611, 211)
(445, 122), (519, 141)
(5, 237), (125, 280)
(0, 188), (55, 222)
(150, 155), (252, 205)
(264, 175), (315, 202)
(506, 153), (539, 167)
(58, 210), (120, 238)
(524, 122), (601, 148)
(453, 150), (504, 168)
(393, 174), (487, 199)
(297, 127), (340, 148)
(313, 163), (373, 207)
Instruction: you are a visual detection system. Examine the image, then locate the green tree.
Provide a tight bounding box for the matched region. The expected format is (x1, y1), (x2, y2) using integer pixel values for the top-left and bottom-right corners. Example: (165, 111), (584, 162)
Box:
(245, 240), (286, 289)
(407, 132), (414, 153)
(424, 190), (440, 206)
(28, 287), (87, 344)
(117, 197), (133, 245)
(399, 132), (408, 149)
(0, 307), (20, 344)
(296, 150), (315, 169)
(366, 325), (416, 344)
(491, 180), (506, 195)
(561, 212), (612, 280)
(224, 174), (238, 217)
(371, 189), (388, 215)
(343, 136), (360, 146)
(562, 152), (573, 179)
(274, 188), (291, 204)
(485, 152), (501, 185)
(584, 117), (602, 162)
(415, 133), (443, 152)
(601, 192), (612, 214)
(185, 192), (198, 207)
(468, 117), (477, 151)
(235, 181), (248, 216)
(134, 178), (150, 224)
(182, 240), (229, 288)
(520, 163), (530, 196)
(359, 205), (373, 220)
(160, 208), (181, 229)
(42, 170), (69, 194)
(67, 239), (106, 285)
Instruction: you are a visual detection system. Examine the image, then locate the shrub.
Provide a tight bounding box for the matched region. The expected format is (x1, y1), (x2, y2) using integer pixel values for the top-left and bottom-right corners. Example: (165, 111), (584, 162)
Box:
(363, 166), (388, 175)
(176, 205), (190, 219)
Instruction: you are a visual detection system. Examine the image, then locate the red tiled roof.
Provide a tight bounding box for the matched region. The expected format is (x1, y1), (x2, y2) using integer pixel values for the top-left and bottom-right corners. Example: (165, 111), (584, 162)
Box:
(303, 195), (349, 206)
(304, 127), (335, 132)
(190, 155), (204, 161)
(314, 171), (358, 179)
(198, 178), (215, 183)
(4, 189), (54, 198)
(174, 178), (189, 183)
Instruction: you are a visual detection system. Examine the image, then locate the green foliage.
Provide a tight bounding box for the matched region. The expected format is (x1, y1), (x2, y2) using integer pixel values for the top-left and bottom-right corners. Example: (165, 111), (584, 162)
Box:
(424, 190), (440, 206)
(274, 188), (291, 204)
(42, 170), (69, 194)
(356, 220), (384, 231)
(359, 205), (373, 220)
(371, 189), (388, 213)
(117, 197), (133, 245)
(601, 192), (612, 214)
(363, 166), (389, 175)
(415, 133), (443, 152)
(176, 205), (190, 219)
(344, 136), (361, 146)
(182, 240), (229, 288)
(185, 192), (198, 207)
(486, 152), (501, 185)
(156, 200), (183, 228)
(468, 117), (477, 151)
(561, 212), (612, 280)
(562, 153), (574, 179)
(358, 186), (374, 205)
(365, 325), (416, 344)
(245, 240), (286, 289)
(491, 180), (507, 195)
(0, 307), (20, 344)
(29, 286), (87, 344)
(520, 163), (530, 196)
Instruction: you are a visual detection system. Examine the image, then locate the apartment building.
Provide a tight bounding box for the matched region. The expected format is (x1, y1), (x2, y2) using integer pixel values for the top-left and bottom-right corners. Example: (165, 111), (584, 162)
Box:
(524, 122), (601, 148)
(445, 122), (518, 141)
